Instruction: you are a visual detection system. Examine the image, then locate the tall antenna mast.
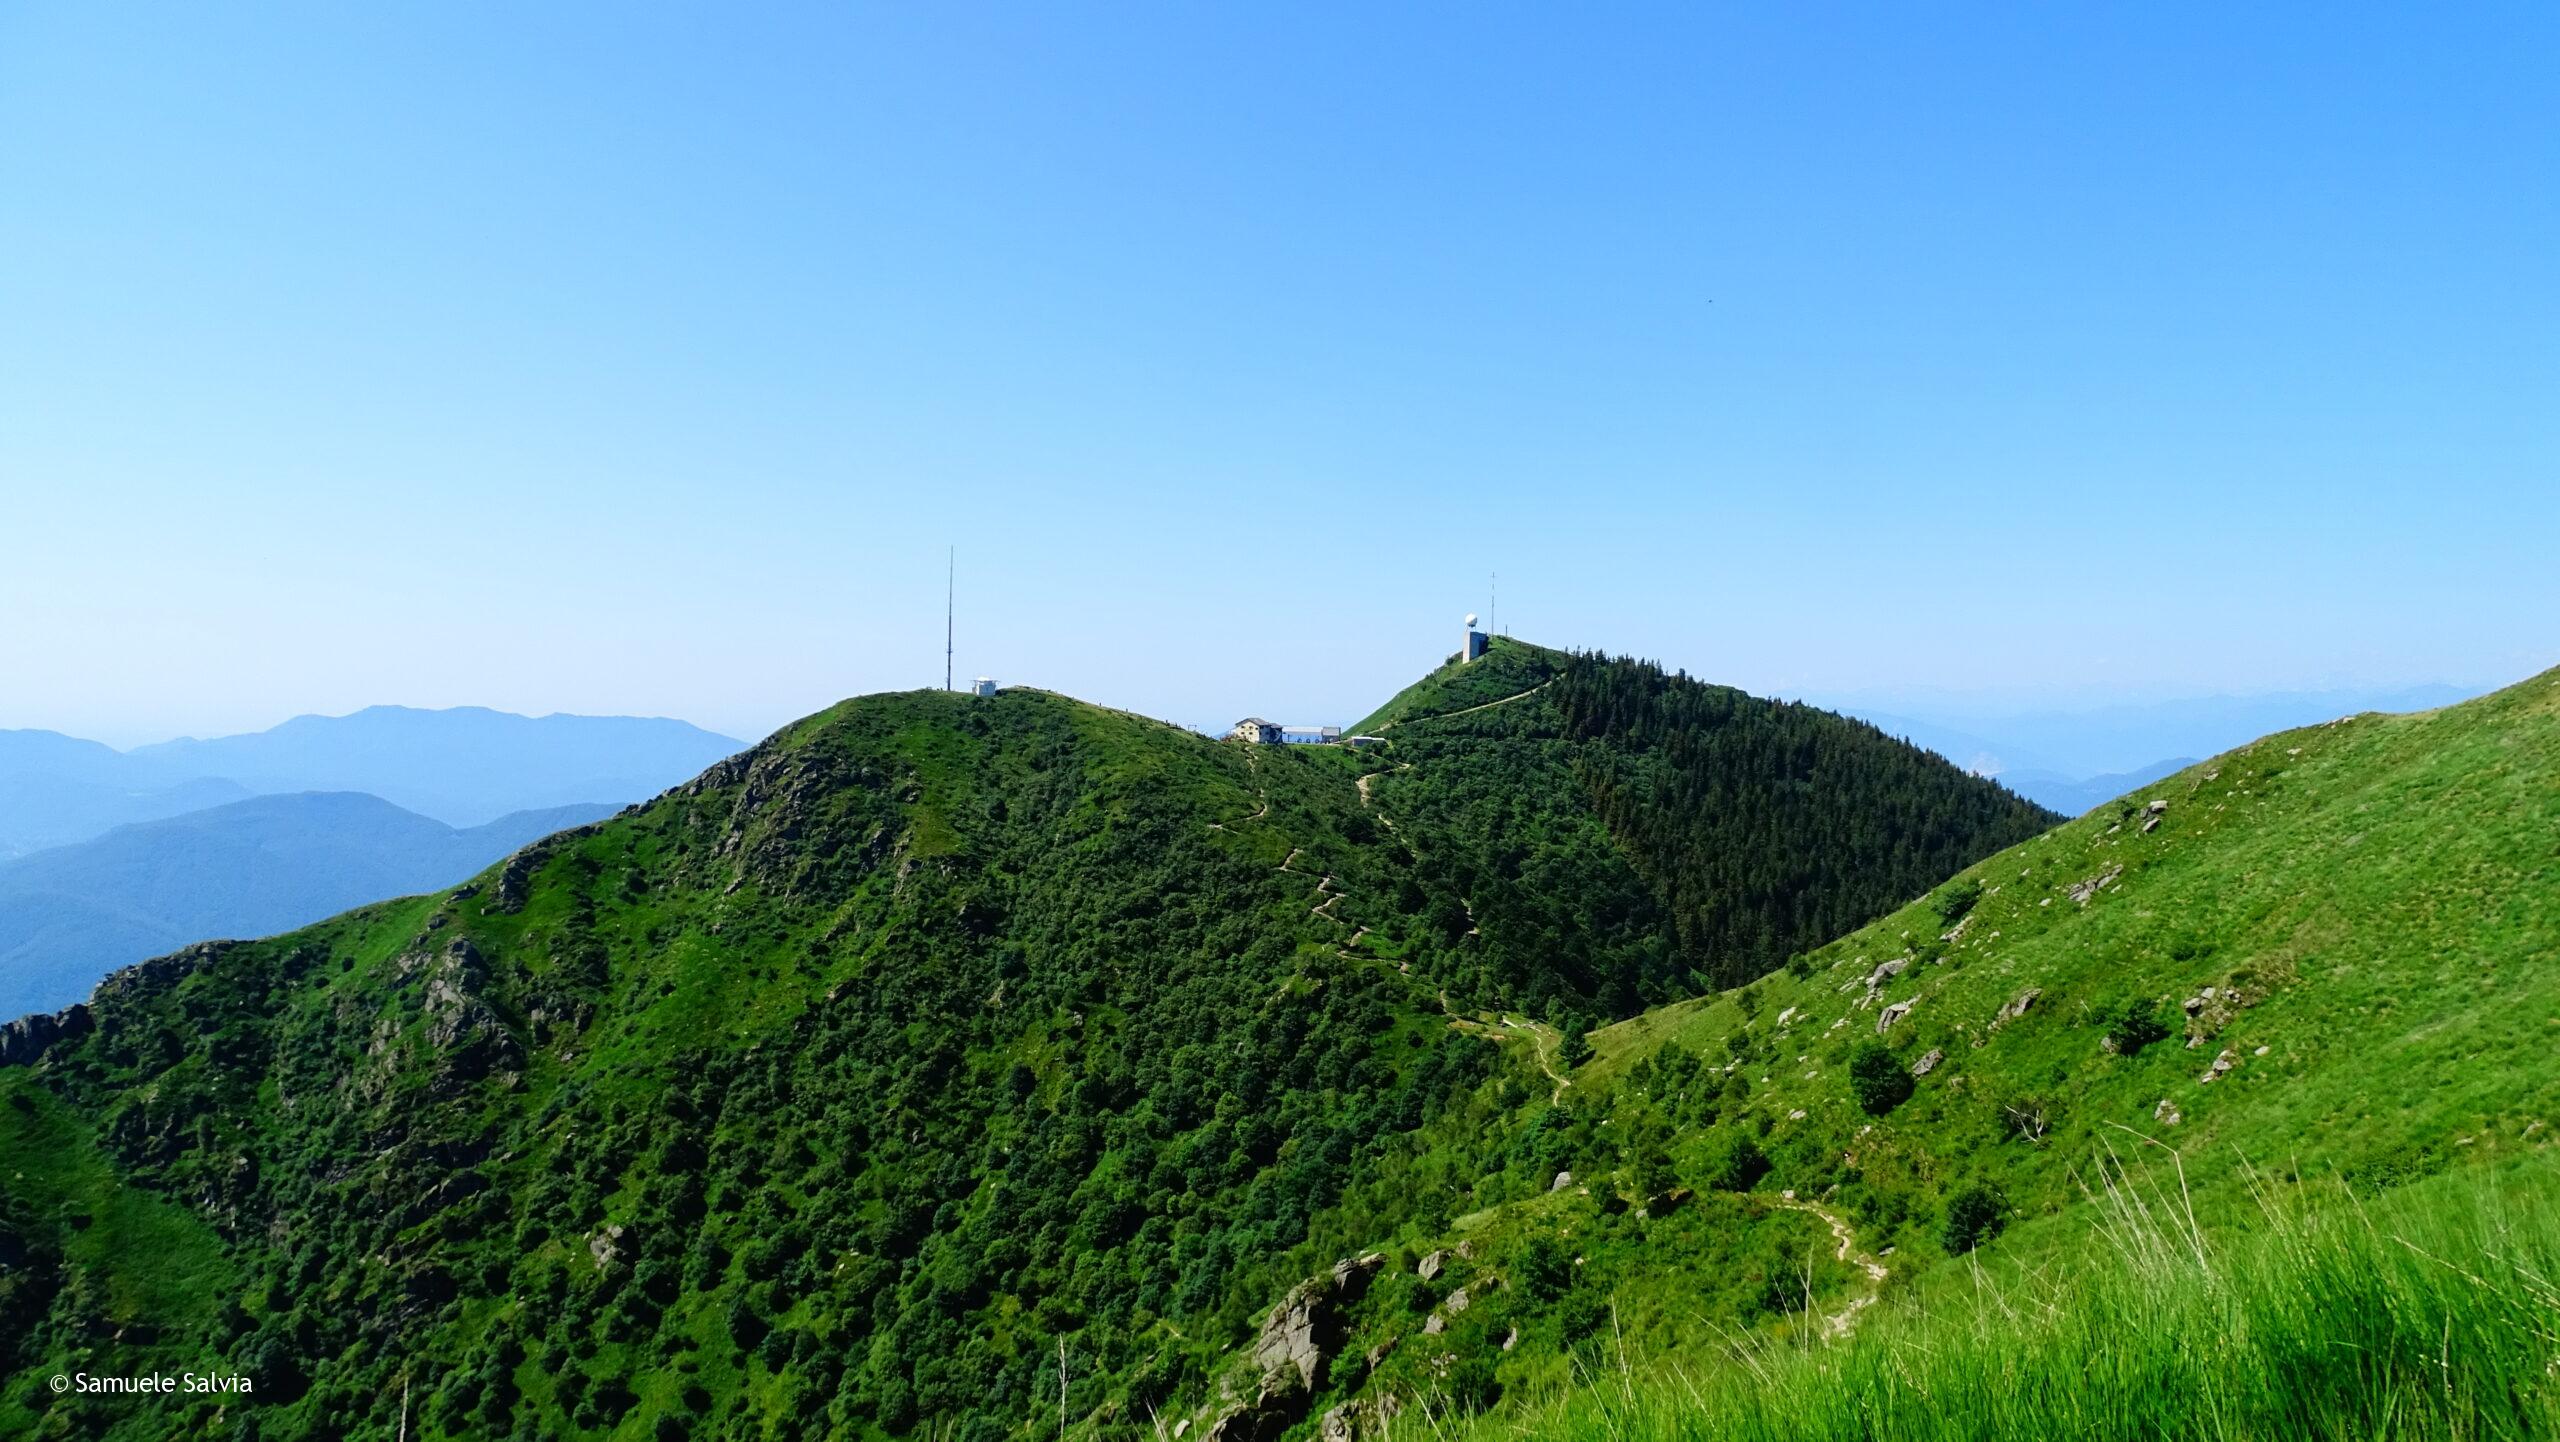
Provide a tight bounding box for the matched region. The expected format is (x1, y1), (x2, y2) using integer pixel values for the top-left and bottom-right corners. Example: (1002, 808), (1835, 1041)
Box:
(945, 545), (955, 692)
(1490, 572), (1498, 636)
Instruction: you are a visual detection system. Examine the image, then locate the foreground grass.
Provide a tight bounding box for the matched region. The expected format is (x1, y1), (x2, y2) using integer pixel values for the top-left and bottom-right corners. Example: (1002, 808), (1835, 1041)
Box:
(1448, 1159), (2560, 1442)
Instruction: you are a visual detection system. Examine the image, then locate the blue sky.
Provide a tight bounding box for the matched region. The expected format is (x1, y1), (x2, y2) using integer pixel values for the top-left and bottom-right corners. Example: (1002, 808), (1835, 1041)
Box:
(3, 4), (2554, 747)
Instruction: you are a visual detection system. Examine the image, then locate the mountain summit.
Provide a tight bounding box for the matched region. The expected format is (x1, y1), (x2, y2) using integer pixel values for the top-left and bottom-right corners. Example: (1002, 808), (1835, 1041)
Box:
(0, 643), (2054, 1439)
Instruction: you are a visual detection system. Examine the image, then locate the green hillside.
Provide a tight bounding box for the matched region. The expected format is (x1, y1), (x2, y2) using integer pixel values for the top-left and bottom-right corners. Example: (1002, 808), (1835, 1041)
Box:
(0, 649), (2048, 1442)
(1243, 665), (2560, 1441)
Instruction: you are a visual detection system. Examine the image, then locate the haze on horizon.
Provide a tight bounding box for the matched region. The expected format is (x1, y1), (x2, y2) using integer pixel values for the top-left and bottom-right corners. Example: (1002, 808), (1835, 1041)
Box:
(3, 5), (2554, 749)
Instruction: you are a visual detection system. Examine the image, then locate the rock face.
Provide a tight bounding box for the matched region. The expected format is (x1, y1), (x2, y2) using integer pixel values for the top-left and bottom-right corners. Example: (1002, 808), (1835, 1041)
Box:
(1911, 1048), (1945, 1077)
(417, 939), (519, 1091)
(0, 1003), (92, 1069)
(1210, 1252), (1387, 1441)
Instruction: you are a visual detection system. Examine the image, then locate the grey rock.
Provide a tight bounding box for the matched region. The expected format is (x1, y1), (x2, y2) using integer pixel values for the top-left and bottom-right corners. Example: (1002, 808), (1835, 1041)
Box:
(1253, 1282), (1332, 1392)
(1330, 1252), (1386, 1299)
(2200, 1048), (2238, 1085)
(1865, 957), (1910, 990)
(1876, 999), (1915, 1034)
(1996, 988), (2042, 1024)
(0, 1003), (92, 1069)
(1911, 1048), (1945, 1077)
(1417, 1249), (1448, 1282)
(2067, 865), (2125, 906)
(1550, 1170), (1574, 1192)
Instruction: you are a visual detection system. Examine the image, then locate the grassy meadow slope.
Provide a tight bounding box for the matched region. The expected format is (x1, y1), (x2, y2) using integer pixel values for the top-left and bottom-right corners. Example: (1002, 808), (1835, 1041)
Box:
(0, 653), (2050, 1442)
(1288, 665), (2560, 1440)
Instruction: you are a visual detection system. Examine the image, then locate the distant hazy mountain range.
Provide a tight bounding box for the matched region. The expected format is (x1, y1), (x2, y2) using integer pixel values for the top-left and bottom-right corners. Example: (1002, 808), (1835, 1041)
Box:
(0, 792), (617, 1020)
(1828, 684), (2477, 816)
(0, 705), (744, 857)
(0, 706), (744, 1018)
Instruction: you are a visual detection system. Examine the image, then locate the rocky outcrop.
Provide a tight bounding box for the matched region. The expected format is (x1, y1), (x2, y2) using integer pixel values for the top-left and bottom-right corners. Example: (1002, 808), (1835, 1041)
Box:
(0, 1003), (91, 1068)
(587, 1223), (627, 1270)
(488, 831), (585, 914)
(1550, 1170), (1574, 1192)
(2141, 799), (2168, 834)
(2199, 1048), (2238, 1085)
(1417, 1249), (1448, 1282)
(1865, 957), (1910, 991)
(1210, 1252), (1386, 1440)
(2068, 864), (2125, 906)
(1996, 988), (2042, 1025)
(1875, 999), (1915, 1034)
(1911, 1048), (1945, 1077)
(1206, 1377), (1305, 1442)
(420, 940), (518, 1089)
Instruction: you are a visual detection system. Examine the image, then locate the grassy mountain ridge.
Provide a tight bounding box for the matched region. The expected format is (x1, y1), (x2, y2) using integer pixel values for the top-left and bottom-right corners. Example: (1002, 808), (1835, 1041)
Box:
(1261, 664), (2560, 1441)
(0, 654), (2123, 1440)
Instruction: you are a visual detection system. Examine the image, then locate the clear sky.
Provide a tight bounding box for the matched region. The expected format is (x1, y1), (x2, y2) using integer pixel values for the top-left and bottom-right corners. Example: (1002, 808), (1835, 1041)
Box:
(4, 4), (2554, 747)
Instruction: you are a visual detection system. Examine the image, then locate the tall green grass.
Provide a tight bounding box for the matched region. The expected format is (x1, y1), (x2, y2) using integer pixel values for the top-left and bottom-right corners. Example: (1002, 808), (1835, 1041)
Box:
(1440, 1158), (2560, 1441)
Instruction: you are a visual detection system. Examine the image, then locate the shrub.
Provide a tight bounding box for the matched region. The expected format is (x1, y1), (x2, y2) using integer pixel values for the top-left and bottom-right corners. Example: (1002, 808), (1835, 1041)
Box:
(1932, 878), (1984, 927)
(1704, 1135), (1770, 1193)
(1557, 1020), (1594, 1069)
(2105, 998), (2173, 1057)
(1445, 1354), (1501, 1414)
(1848, 1042), (1915, 1116)
(1517, 1235), (1575, 1305)
(1632, 1147), (1680, 1201)
(1942, 1182), (2005, 1254)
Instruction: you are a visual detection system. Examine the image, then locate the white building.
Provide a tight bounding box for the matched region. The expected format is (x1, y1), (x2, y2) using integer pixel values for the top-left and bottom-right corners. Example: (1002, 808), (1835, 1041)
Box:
(1279, 725), (1342, 745)
(1228, 717), (1283, 745)
(971, 677), (999, 697)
